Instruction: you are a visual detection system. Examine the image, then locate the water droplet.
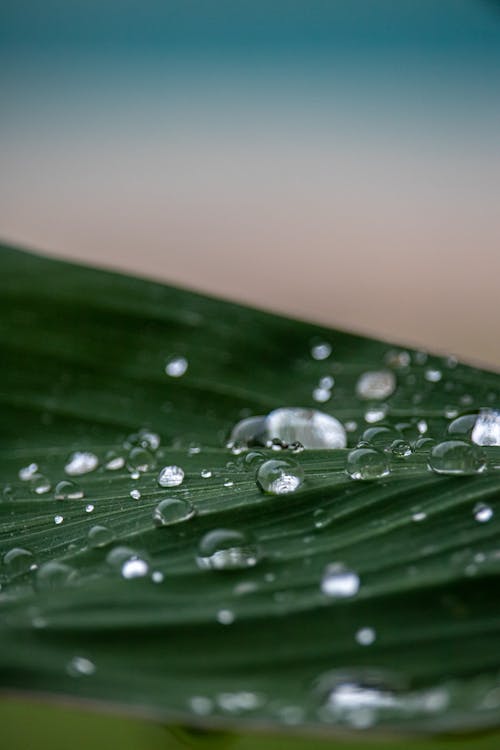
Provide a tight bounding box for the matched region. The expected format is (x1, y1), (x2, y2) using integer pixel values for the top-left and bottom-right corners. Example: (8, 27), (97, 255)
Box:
(321, 564), (360, 598)
(152, 570), (164, 583)
(64, 451), (99, 476)
(3, 547), (33, 575)
(127, 447), (155, 473)
(153, 497), (196, 526)
(67, 656), (96, 677)
(417, 419), (428, 434)
(36, 561), (77, 590)
(189, 696), (214, 716)
(472, 408), (500, 446)
(390, 439), (412, 458)
(157, 465), (185, 487)
(356, 627), (376, 646)
(228, 416), (268, 447)
(311, 342), (332, 360)
(313, 387), (331, 403)
(134, 429), (161, 451)
(130, 489), (141, 500)
(412, 511), (427, 522)
(356, 370), (396, 401)
(85, 504), (94, 513)
(384, 349), (411, 368)
(364, 406), (387, 424)
(30, 474), (52, 495)
(104, 451), (125, 471)
(313, 508), (333, 529)
(18, 462), (39, 481)
(106, 546), (149, 579)
(425, 368), (442, 383)
(54, 514), (64, 525)
(54, 480), (84, 500)
(428, 441), (486, 476)
(217, 609), (235, 625)
(165, 355), (188, 377)
(200, 468), (213, 478)
(196, 529), (260, 571)
(447, 414), (477, 439)
(346, 448), (389, 480)
(88, 525), (115, 548)
(474, 503), (493, 523)
(413, 437), (436, 454)
(256, 459), (304, 495)
(216, 691), (263, 713)
(267, 407), (346, 449)
(361, 426), (401, 450)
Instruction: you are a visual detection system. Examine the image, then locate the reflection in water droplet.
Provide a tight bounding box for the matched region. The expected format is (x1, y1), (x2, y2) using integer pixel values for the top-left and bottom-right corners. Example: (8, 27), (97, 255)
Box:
(65, 451), (99, 476)
(321, 564), (360, 598)
(54, 480), (84, 500)
(67, 656), (96, 677)
(88, 525), (115, 548)
(36, 561), (77, 589)
(267, 407), (346, 449)
(346, 448), (389, 480)
(311, 342), (332, 360)
(472, 408), (500, 446)
(256, 459), (304, 495)
(157, 465), (185, 487)
(153, 497), (196, 526)
(18, 463), (39, 481)
(356, 370), (396, 400)
(3, 547), (33, 574)
(196, 529), (260, 571)
(428, 441), (486, 476)
(165, 355), (188, 377)
(474, 503), (493, 523)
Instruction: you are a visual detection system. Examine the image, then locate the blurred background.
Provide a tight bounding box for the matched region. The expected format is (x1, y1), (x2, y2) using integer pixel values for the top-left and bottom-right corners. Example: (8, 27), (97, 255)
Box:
(1, 1), (499, 366)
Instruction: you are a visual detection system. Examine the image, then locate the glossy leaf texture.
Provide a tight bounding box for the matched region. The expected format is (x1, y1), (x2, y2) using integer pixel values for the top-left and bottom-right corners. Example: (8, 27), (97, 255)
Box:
(2, 244), (500, 746)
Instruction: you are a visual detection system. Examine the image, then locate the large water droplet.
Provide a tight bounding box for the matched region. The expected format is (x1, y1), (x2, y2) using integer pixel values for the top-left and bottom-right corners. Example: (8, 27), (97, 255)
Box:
(447, 414), (477, 439)
(428, 441), (486, 475)
(36, 561), (77, 590)
(256, 458), (304, 495)
(64, 451), (99, 476)
(88, 525), (115, 548)
(356, 370), (396, 401)
(228, 416), (268, 447)
(267, 407), (346, 449)
(54, 480), (84, 500)
(165, 355), (188, 377)
(321, 563), (360, 598)
(127, 447), (155, 473)
(346, 448), (389, 480)
(106, 546), (149, 579)
(196, 529), (260, 571)
(3, 547), (34, 575)
(18, 463), (39, 481)
(153, 497), (196, 527)
(157, 465), (185, 487)
(471, 408), (500, 446)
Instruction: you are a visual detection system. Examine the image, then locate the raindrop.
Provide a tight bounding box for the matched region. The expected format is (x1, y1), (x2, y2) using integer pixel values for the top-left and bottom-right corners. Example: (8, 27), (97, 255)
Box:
(319, 376), (335, 390)
(153, 497), (196, 527)
(311, 342), (332, 360)
(412, 511), (427, 522)
(3, 547), (34, 575)
(64, 451), (99, 476)
(228, 416), (268, 448)
(356, 627), (376, 646)
(346, 448), (389, 481)
(104, 451), (125, 471)
(157, 465), (185, 487)
(200, 469), (213, 478)
(88, 525), (115, 548)
(361, 426), (401, 450)
(267, 407), (346, 449)
(256, 459), (304, 495)
(313, 387), (331, 403)
(384, 350), (410, 368)
(447, 414), (477, 439)
(130, 489), (141, 500)
(364, 406), (387, 424)
(54, 480), (84, 500)
(413, 438), (436, 454)
(313, 508), (333, 529)
(85, 504), (94, 513)
(223, 479), (234, 488)
(54, 514), (64, 525)
(152, 571), (164, 583)
(425, 368), (442, 383)
(321, 564), (360, 598)
(106, 546), (149, 579)
(356, 370), (396, 401)
(67, 656), (96, 677)
(127, 447), (155, 473)
(217, 609), (235, 625)
(428, 441), (486, 476)
(30, 474), (52, 495)
(36, 561), (77, 590)
(390, 439), (412, 458)
(165, 355), (188, 377)
(474, 503), (493, 523)
(18, 463), (39, 481)
(471, 408), (500, 446)
(196, 529), (260, 571)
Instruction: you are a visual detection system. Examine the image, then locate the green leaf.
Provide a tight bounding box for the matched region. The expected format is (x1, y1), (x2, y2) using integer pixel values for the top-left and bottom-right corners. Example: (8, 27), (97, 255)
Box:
(2, 244), (500, 746)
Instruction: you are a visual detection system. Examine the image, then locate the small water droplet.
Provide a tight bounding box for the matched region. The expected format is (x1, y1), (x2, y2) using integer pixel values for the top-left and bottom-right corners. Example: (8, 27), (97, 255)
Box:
(200, 468), (213, 478)
(88, 525), (115, 548)
(256, 458), (304, 495)
(228, 416), (268, 448)
(54, 514), (64, 525)
(313, 508), (333, 529)
(428, 441), (486, 475)
(30, 474), (52, 495)
(85, 504), (94, 513)
(196, 529), (260, 571)
(346, 448), (389, 480)
(18, 462), (39, 481)
(384, 349), (411, 368)
(64, 451), (99, 476)
(390, 439), (412, 458)
(67, 656), (96, 677)
(413, 437), (436, 454)
(106, 546), (149, 579)
(36, 561), (77, 589)
(104, 451), (125, 471)
(311, 342), (332, 360)
(54, 480), (84, 500)
(472, 408), (500, 446)
(152, 570), (164, 583)
(474, 503), (493, 523)
(356, 370), (396, 400)
(127, 447), (155, 473)
(412, 511), (427, 522)
(165, 355), (188, 377)
(361, 426), (401, 450)
(153, 497), (196, 526)
(356, 627), (376, 646)
(447, 414), (477, 439)
(267, 407), (346, 449)
(313, 387), (331, 403)
(157, 465), (185, 487)
(189, 696), (214, 716)
(319, 375), (335, 390)
(217, 609), (235, 625)
(3, 547), (33, 574)
(364, 406), (388, 424)
(321, 564), (360, 598)
(425, 368), (442, 383)
(130, 489), (141, 500)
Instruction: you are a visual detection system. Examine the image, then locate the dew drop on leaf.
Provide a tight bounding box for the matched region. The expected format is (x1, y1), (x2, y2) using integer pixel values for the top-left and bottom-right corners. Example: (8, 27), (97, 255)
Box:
(157, 465), (184, 487)
(256, 458), (304, 495)
(428, 441), (486, 476)
(346, 448), (389, 480)
(153, 497), (196, 527)
(196, 529), (260, 571)
(88, 525), (115, 548)
(321, 564), (360, 598)
(356, 370), (396, 400)
(54, 480), (84, 500)
(64, 451), (99, 476)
